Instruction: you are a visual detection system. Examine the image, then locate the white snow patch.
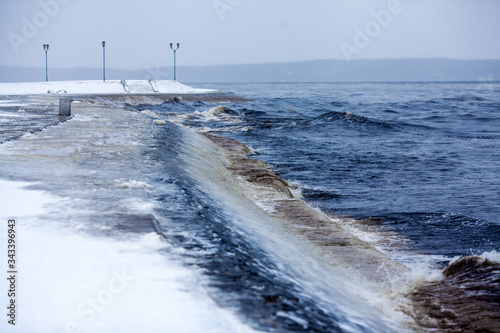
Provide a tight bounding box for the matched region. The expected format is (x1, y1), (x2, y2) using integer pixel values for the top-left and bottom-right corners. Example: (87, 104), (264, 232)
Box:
(153, 119), (166, 125)
(0, 226), (254, 333)
(117, 180), (153, 190)
(0, 179), (56, 219)
(0, 181), (255, 333)
(0, 80), (217, 95)
(140, 110), (161, 118)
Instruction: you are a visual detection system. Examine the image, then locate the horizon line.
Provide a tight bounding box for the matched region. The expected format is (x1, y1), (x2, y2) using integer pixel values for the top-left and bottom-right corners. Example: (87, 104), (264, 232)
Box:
(2, 57), (500, 71)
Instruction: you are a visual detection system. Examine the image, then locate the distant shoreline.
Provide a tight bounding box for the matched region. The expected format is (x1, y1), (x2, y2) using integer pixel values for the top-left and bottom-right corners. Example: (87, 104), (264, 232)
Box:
(1, 58), (499, 83)
(186, 80), (500, 84)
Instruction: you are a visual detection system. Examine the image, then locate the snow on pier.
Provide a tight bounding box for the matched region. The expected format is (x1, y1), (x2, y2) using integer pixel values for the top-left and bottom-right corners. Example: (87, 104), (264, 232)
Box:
(0, 80), (217, 96)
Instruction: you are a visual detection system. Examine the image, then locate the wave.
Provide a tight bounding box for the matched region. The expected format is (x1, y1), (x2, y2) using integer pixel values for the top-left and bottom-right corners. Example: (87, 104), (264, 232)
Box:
(443, 95), (488, 102)
(371, 212), (500, 259)
(300, 186), (342, 201)
(240, 107), (268, 117)
(144, 105), (244, 132)
(201, 132), (294, 198)
(305, 110), (394, 131)
(336, 210), (500, 330)
(390, 95), (488, 108)
(330, 101), (347, 107)
(176, 128), (409, 332)
(196, 131), (500, 331)
(411, 253), (500, 332)
(200, 132), (410, 275)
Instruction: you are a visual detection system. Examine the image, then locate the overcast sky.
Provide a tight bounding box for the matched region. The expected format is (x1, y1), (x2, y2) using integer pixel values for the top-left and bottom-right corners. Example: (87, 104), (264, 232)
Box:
(1, 0), (499, 70)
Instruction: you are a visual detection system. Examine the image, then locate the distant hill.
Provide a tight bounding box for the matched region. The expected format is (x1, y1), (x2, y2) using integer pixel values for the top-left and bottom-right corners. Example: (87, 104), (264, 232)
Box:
(0, 58), (499, 83)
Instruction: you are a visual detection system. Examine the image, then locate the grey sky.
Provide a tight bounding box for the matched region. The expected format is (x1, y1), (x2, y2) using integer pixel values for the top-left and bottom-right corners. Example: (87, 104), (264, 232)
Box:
(1, 0), (499, 70)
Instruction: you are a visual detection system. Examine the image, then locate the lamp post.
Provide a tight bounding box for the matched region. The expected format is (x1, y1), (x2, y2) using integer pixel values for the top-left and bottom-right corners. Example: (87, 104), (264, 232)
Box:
(169, 43), (180, 81)
(43, 44), (49, 82)
(102, 41), (106, 82)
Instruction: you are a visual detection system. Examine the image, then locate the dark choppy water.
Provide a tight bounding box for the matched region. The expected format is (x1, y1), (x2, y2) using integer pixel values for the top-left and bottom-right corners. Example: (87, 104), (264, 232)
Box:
(162, 82), (500, 261)
(1, 82), (499, 332)
(132, 81), (500, 331)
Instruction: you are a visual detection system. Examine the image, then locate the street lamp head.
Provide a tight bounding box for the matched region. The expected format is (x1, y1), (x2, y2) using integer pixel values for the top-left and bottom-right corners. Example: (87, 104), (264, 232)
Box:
(43, 44), (49, 51)
(177, 43), (180, 48)
(102, 41), (106, 47)
(170, 43), (173, 49)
